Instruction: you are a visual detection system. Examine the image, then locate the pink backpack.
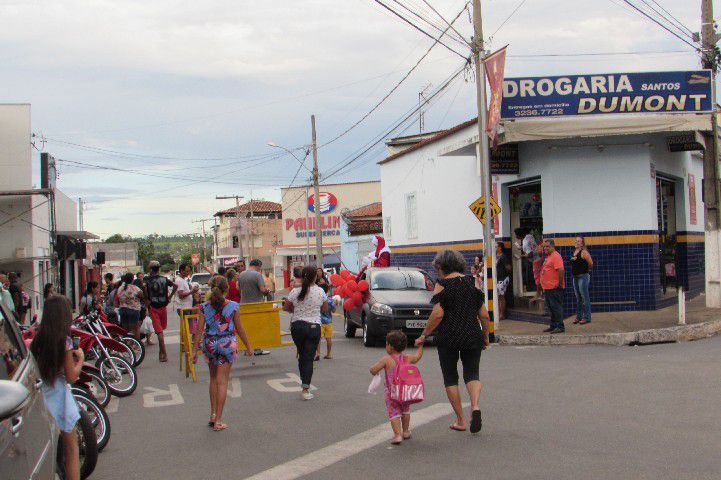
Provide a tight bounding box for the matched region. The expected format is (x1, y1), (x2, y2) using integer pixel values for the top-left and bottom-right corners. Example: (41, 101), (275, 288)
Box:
(390, 354), (425, 404)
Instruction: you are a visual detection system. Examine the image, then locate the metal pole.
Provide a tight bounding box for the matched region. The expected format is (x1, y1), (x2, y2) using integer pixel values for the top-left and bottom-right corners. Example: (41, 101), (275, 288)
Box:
(311, 115), (323, 268)
(702, 0), (721, 308)
(472, 0), (496, 341)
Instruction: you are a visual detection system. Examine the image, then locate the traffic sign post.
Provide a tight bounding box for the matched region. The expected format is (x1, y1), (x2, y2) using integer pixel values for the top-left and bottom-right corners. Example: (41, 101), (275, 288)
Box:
(469, 194), (502, 341)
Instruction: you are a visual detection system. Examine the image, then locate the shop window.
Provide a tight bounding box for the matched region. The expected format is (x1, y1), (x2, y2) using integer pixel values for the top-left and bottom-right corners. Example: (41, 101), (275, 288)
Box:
(405, 193), (418, 239)
(232, 236), (239, 248)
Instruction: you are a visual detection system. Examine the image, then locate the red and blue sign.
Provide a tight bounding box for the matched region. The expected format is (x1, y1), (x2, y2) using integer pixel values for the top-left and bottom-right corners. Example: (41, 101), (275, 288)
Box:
(308, 192), (338, 214)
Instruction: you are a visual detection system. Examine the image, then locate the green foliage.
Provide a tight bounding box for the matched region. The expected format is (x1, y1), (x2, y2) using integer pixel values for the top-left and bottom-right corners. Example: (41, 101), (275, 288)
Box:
(105, 233), (127, 243)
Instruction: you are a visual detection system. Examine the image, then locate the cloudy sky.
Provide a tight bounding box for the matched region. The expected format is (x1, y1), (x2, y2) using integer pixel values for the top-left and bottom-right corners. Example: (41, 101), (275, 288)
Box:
(0, 0), (710, 237)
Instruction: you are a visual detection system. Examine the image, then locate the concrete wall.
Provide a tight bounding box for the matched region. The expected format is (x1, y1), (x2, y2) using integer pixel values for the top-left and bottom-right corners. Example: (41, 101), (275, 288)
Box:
(0, 104), (32, 190)
(55, 191), (79, 233)
(340, 218), (374, 272)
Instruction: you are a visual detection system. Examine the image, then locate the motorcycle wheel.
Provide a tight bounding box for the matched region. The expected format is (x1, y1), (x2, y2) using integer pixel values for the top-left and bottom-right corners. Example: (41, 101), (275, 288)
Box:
(81, 369), (111, 407)
(73, 390), (111, 452)
(57, 409), (98, 480)
(112, 342), (136, 368)
(96, 355), (137, 397)
(121, 334), (145, 367)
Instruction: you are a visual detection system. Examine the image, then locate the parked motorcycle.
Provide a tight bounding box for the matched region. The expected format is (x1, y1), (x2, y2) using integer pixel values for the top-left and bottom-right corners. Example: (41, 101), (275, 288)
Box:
(56, 409), (98, 480)
(71, 385), (111, 452)
(83, 310), (145, 367)
(72, 320), (138, 397)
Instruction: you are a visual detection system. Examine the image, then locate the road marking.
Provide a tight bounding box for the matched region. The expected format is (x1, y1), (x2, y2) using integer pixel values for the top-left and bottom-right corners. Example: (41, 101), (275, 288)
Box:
(243, 402), (455, 480)
(143, 384), (184, 408)
(228, 377), (242, 398)
(106, 397), (119, 414)
(267, 373), (317, 393)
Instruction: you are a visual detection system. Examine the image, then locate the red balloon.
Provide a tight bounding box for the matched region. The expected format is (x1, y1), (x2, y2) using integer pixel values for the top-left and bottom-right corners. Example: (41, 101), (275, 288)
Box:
(330, 274), (345, 287)
(357, 280), (369, 292)
(336, 285), (347, 298)
(352, 291), (362, 305)
(340, 270), (353, 280)
(343, 298), (355, 311)
(345, 280), (359, 292)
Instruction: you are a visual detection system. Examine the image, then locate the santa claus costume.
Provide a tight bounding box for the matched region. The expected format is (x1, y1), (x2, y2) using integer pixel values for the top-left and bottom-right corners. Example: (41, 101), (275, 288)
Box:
(372, 235), (391, 268)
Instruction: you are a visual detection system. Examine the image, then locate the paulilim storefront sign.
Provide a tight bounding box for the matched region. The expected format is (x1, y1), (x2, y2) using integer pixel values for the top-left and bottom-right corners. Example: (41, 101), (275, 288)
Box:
(501, 70), (712, 119)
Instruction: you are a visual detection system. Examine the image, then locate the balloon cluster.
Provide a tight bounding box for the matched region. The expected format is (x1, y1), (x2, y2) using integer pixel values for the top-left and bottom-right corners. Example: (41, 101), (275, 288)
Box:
(330, 270), (369, 311)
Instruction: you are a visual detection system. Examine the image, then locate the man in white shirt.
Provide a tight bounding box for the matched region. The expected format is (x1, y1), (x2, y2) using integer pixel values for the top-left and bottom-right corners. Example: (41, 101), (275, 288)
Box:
(174, 263), (198, 313)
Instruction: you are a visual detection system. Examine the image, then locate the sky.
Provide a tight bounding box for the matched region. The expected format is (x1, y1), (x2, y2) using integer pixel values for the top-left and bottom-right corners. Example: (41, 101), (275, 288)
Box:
(0, 0), (712, 237)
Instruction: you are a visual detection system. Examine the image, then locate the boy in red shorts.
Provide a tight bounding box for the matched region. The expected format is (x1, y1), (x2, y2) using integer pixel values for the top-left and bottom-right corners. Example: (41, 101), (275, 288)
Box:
(144, 261), (177, 362)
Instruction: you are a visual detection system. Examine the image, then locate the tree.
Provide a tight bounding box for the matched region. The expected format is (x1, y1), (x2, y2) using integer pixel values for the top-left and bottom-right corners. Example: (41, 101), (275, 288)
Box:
(137, 238), (155, 271)
(105, 233), (126, 243)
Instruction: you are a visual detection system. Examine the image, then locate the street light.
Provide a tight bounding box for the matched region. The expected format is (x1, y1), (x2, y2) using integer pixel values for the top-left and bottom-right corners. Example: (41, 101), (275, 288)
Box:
(268, 141), (311, 264)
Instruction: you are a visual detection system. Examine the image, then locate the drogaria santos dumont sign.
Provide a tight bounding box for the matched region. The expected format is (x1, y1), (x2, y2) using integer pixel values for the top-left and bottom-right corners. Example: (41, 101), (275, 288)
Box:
(501, 70), (712, 119)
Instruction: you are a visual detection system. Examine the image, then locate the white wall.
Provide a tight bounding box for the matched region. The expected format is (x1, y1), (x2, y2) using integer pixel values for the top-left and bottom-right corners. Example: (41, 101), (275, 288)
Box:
(515, 135), (658, 234)
(381, 129), (483, 247)
(55, 191), (79, 232)
(0, 104), (32, 190)
(380, 125), (697, 248)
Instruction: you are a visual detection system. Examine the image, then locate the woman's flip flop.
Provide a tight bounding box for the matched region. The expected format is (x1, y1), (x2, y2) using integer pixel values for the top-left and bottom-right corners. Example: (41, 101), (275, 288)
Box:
(470, 409), (482, 434)
(208, 414), (216, 427)
(213, 422), (228, 431)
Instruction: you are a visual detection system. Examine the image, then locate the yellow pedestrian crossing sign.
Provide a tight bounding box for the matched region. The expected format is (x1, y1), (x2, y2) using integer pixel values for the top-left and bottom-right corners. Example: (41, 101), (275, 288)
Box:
(469, 195), (501, 224)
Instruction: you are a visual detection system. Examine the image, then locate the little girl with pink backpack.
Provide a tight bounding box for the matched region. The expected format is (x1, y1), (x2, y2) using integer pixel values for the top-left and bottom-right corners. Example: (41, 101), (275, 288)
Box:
(369, 330), (425, 445)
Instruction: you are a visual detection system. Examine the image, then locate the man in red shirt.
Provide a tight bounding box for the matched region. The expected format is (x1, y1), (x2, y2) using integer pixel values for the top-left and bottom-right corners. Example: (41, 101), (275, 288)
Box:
(540, 239), (566, 333)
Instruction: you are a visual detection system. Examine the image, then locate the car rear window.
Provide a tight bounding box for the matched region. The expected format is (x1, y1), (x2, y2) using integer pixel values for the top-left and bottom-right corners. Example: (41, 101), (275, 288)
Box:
(370, 271), (427, 290)
(192, 274), (211, 285)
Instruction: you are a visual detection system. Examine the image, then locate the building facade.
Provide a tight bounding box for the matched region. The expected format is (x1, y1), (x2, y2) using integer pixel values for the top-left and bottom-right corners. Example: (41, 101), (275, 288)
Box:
(340, 202), (383, 273)
(380, 70), (711, 319)
(213, 200), (282, 271)
(276, 181), (381, 287)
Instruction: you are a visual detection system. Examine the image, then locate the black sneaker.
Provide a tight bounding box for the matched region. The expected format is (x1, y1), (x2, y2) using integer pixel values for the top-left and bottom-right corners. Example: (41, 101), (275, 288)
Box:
(550, 328), (565, 334)
(542, 327), (554, 333)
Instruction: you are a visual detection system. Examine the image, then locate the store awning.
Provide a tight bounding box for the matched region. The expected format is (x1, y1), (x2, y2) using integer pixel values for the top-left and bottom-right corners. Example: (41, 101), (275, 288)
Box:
(498, 112), (711, 143)
(55, 231), (100, 240)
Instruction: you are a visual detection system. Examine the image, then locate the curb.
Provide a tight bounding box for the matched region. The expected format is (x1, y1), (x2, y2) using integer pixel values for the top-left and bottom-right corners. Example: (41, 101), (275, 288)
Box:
(497, 319), (721, 346)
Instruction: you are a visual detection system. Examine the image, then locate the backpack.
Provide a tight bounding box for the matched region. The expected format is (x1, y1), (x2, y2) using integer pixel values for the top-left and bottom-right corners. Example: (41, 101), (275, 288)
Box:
(147, 275), (169, 308)
(390, 354), (425, 404)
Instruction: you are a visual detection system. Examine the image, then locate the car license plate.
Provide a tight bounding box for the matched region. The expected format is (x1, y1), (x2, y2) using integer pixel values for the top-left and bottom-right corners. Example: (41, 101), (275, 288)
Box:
(406, 320), (427, 329)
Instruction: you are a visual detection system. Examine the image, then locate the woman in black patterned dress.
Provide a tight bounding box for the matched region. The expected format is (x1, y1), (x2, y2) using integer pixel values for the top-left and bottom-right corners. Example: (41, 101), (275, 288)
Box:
(415, 249), (490, 434)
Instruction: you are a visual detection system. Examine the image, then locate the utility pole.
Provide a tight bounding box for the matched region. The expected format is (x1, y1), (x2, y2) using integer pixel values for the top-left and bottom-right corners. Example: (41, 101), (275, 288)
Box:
(472, 0), (497, 340)
(702, 0), (721, 308)
(216, 195), (245, 263)
(305, 185), (311, 264)
(192, 218), (213, 266)
(249, 191), (255, 260)
(311, 115), (323, 268)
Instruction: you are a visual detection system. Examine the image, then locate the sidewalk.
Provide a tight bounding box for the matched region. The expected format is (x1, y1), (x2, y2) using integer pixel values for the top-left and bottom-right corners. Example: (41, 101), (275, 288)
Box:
(497, 293), (721, 346)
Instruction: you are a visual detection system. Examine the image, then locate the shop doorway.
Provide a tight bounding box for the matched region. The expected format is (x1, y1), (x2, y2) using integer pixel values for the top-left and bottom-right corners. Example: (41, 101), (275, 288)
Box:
(507, 179), (544, 313)
(657, 175), (678, 298)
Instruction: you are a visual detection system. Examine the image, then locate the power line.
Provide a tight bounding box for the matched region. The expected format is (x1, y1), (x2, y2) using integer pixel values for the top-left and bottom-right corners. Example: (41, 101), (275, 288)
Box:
(390, 0), (469, 48)
(418, 0), (472, 47)
(488, 0), (528, 41)
(324, 63), (467, 180)
(372, 0), (468, 59)
(321, 2), (471, 148)
(645, 0), (695, 37)
(620, 0), (699, 51)
(508, 49), (692, 58)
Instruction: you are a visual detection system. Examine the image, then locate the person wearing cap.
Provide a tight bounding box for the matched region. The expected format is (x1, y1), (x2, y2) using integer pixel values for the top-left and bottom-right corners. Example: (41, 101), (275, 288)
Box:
(144, 260), (178, 362)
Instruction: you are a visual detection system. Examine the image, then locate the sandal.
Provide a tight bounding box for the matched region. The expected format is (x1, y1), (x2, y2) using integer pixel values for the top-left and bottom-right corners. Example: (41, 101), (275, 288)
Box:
(208, 414), (216, 427)
(449, 423), (467, 432)
(159, 354), (168, 363)
(402, 431), (412, 440)
(391, 436), (403, 445)
(323, 355), (333, 360)
(572, 318), (581, 324)
(579, 320), (590, 325)
(213, 422), (228, 431)
(470, 409), (482, 434)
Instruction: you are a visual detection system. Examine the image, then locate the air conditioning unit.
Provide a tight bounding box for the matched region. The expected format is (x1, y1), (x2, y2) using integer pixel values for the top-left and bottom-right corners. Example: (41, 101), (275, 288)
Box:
(15, 247), (27, 259)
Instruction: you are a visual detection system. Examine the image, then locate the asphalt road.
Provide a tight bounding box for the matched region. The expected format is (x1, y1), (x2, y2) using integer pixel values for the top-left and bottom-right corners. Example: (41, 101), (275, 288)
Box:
(92, 309), (721, 480)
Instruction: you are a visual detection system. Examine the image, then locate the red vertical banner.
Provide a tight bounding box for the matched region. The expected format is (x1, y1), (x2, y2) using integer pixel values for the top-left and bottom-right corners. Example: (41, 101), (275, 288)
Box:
(483, 46), (508, 144)
(688, 173), (697, 225)
(492, 180), (499, 236)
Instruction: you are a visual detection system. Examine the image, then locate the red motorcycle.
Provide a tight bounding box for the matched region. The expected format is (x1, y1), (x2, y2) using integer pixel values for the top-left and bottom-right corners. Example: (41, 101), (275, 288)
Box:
(72, 317), (138, 397)
(81, 311), (145, 367)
